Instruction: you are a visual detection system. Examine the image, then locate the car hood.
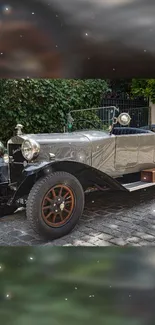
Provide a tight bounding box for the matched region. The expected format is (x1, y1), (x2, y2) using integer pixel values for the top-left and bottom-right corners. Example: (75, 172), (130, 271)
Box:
(9, 130), (112, 145)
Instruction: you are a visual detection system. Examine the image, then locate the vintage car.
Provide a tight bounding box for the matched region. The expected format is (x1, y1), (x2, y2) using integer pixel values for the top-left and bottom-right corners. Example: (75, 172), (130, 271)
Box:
(0, 106), (155, 240)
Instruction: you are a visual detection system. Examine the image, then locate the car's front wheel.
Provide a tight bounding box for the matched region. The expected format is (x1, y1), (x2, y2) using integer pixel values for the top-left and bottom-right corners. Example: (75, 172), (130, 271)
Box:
(26, 171), (85, 240)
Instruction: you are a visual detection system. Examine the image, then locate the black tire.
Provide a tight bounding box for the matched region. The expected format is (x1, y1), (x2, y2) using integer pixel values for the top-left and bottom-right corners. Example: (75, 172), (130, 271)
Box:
(26, 171), (85, 240)
(0, 204), (18, 218)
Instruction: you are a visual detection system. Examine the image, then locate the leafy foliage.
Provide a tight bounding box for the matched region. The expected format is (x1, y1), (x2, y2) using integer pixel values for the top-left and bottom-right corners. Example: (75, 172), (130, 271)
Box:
(131, 79), (155, 102)
(0, 79), (109, 143)
(107, 79), (132, 97)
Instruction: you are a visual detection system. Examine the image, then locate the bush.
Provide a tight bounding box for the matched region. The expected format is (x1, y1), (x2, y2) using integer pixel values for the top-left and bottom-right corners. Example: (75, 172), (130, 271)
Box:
(131, 78), (155, 101)
(0, 79), (109, 143)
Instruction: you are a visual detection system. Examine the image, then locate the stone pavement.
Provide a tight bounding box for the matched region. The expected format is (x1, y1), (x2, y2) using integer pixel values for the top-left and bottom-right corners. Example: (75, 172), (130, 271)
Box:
(1, 188), (155, 246)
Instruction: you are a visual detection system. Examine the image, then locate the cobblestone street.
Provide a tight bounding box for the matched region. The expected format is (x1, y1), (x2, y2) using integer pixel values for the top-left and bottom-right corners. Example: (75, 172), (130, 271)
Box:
(1, 188), (155, 246)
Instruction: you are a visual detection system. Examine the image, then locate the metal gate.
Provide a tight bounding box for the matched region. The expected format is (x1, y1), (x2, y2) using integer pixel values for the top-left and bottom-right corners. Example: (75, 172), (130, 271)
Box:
(101, 98), (149, 128)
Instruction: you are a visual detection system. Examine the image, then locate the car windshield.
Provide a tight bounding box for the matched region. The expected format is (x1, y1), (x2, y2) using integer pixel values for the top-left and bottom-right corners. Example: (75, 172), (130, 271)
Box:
(66, 106), (119, 132)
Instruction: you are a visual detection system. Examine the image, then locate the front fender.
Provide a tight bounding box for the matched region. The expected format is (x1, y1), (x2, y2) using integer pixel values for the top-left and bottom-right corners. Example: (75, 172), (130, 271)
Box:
(23, 161), (52, 176)
(8, 161), (51, 204)
(9, 160), (127, 204)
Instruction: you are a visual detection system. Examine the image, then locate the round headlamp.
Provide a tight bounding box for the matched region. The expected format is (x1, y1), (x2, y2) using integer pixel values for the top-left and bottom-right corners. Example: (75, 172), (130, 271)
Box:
(117, 112), (131, 126)
(21, 139), (40, 161)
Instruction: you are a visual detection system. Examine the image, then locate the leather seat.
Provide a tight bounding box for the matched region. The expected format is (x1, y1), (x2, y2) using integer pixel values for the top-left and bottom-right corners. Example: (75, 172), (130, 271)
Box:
(112, 127), (152, 136)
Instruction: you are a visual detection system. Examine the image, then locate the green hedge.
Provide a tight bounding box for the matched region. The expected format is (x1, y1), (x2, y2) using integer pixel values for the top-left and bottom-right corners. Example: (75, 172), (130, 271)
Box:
(131, 78), (155, 102)
(0, 79), (109, 143)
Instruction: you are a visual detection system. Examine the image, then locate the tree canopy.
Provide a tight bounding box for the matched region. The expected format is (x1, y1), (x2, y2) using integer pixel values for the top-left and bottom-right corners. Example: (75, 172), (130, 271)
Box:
(131, 79), (155, 103)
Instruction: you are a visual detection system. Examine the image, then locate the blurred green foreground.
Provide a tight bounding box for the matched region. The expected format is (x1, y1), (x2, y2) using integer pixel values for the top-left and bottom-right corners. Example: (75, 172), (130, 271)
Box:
(0, 247), (155, 325)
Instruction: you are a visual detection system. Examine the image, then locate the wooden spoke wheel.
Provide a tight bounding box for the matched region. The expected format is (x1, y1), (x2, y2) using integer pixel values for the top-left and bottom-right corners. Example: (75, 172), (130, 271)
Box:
(26, 171), (85, 240)
(41, 184), (75, 227)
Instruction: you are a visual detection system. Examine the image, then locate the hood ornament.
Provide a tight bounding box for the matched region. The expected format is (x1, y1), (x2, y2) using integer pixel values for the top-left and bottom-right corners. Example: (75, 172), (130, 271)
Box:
(15, 124), (24, 136)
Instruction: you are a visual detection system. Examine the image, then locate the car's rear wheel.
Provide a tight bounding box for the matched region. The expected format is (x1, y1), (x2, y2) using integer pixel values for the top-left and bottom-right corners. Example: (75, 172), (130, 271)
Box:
(26, 171), (85, 240)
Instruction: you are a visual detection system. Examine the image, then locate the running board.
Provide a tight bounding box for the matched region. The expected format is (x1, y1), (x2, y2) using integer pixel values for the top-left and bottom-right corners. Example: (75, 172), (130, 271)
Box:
(123, 181), (155, 192)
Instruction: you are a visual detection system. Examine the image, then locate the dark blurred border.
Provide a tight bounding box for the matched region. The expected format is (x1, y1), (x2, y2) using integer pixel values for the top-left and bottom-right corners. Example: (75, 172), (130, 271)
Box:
(1, 0), (155, 78)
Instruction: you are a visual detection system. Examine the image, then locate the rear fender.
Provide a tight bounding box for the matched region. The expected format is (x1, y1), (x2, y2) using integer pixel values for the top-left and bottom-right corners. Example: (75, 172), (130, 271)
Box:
(9, 160), (127, 204)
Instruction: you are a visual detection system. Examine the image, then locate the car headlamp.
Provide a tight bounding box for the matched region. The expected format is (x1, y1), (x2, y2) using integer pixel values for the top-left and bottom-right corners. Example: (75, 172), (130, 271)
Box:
(117, 113), (131, 126)
(21, 139), (40, 161)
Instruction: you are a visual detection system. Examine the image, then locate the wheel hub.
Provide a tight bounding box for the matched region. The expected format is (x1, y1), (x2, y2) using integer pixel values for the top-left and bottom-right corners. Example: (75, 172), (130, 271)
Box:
(52, 196), (65, 212)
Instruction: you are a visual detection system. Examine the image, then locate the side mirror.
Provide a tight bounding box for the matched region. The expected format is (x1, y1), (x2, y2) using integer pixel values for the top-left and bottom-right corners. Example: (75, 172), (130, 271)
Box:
(117, 113), (131, 126)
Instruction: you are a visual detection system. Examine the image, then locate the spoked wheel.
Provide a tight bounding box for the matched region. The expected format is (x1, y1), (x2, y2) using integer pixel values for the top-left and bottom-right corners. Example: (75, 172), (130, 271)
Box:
(42, 184), (75, 227)
(26, 171), (85, 240)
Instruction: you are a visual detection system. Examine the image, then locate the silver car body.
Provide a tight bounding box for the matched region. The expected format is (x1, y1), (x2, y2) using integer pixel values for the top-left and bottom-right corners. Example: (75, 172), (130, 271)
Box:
(8, 129), (155, 179)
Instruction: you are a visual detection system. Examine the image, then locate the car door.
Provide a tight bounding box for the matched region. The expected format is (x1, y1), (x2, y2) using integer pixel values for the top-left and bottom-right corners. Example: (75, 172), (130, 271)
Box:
(114, 134), (139, 171)
(138, 133), (155, 166)
(115, 132), (155, 173)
